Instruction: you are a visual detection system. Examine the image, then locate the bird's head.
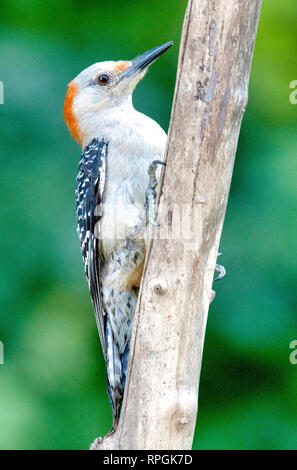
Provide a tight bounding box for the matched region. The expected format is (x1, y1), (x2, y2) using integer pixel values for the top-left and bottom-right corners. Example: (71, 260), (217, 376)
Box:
(64, 41), (173, 146)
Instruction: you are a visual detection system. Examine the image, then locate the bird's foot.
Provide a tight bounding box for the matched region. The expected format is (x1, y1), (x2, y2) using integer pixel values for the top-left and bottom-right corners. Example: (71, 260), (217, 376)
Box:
(214, 252), (226, 281)
(145, 160), (166, 226)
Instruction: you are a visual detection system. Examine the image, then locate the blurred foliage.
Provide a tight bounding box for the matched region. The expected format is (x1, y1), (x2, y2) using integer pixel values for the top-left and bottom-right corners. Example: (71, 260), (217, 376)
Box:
(0, 0), (296, 450)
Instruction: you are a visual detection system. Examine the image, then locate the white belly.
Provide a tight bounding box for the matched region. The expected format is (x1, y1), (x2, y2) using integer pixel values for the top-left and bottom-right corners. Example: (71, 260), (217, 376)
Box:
(98, 111), (167, 257)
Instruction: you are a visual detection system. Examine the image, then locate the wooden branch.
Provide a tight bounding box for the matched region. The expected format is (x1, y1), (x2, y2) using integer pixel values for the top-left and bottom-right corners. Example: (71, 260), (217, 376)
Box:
(91, 0), (262, 450)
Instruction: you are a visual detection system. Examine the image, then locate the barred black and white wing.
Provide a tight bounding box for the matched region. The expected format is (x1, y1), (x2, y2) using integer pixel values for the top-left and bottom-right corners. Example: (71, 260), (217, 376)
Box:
(75, 139), (108, 358)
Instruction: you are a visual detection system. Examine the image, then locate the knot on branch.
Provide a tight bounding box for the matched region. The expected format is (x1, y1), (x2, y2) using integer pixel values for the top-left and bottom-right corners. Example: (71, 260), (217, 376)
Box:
(151, 278), (168, 295)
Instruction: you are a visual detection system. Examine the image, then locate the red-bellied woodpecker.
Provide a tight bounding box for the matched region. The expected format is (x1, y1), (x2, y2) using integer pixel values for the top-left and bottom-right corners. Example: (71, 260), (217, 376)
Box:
(64, 42), (173, 431)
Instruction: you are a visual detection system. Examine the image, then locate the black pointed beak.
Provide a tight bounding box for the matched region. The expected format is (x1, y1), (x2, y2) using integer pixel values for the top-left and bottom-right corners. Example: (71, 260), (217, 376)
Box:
(120, 41), (173, 79)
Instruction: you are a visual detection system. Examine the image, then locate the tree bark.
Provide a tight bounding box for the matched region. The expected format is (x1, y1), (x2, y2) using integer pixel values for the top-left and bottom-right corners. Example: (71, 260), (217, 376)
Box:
(91, 0), (262, 450)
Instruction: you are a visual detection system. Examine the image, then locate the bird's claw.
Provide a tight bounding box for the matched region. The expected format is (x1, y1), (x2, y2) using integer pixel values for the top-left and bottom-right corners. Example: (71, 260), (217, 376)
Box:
(145, 160), (166, 226)
(214, 252), (226, 281)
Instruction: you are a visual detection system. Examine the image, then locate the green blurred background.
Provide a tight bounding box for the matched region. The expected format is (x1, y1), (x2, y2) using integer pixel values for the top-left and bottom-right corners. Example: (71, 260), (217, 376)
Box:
(0, 0), (296, 450)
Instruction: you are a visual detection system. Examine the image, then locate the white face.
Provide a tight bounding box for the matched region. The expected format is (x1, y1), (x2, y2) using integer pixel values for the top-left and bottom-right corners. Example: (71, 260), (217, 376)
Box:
(64, 60), (147, 145)
(72, 61), (146, 114)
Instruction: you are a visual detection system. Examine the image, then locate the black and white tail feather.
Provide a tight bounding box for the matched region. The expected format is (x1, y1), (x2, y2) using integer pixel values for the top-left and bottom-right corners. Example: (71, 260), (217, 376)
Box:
(75, 138), (124, 430)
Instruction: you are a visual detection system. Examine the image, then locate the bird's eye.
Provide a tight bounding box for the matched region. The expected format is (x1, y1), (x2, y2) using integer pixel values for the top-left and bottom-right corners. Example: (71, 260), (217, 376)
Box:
(98, 74), (110, 86)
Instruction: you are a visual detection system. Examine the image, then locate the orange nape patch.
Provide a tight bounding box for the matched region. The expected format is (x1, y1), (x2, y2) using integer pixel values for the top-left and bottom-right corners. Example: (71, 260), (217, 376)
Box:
(64, 80), (82, 145)
(113, 61), (130, 73)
